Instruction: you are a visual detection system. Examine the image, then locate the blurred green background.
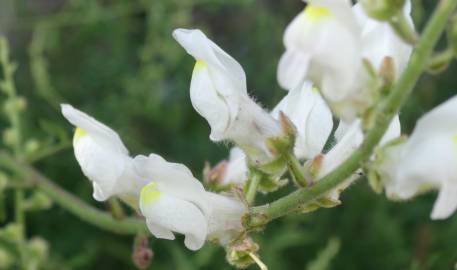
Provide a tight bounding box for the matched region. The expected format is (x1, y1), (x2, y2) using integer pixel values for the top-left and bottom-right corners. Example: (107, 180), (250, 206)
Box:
(0, 0), (456, 269)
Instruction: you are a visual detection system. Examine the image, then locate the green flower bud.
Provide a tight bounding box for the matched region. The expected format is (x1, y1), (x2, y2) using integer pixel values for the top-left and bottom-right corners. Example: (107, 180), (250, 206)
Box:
(0, 223), (22, 242)
(25, 139), (40, 155)
(3, 96), (26, 115)
(360, 0), (406, 21)
(0, 249), (13, 269)
(226, 237), (260, 269)
(24, 191), (52, 211)
(2, 128), (18, 148)
(27, 237), (49, 260)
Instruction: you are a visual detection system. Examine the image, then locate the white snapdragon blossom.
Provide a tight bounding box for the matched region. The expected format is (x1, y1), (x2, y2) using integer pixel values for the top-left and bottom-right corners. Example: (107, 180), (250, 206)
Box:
(272, 81), (333, 160)
(134, 155), (245, 249)
(61, 104), (141, 201)
(379, 96), (457, 220)
(221, 82), (333, 184)
(278, 0), (413, 121)
(61, 105), (245, 250)
(173, 28), (281, 163)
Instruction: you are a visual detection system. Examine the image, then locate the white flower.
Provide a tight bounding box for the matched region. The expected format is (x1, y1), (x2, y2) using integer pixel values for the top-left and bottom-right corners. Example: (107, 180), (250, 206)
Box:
(135, 154), (245, 249)
(353, 1), (413, 79)
(277, 0), (413, 121)
(277, 0), (361, 99)
(379, 96), (457, 220)
(61, 104), (143, 201)
(62, 104), (245, 249)
(272, 81), (333, 160)
(173, 28), (281, 164)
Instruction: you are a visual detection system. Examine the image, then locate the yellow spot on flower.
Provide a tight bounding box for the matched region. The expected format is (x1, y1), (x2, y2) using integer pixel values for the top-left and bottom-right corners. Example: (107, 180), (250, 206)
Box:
(304, 6), (332, 22)
(141, 182), (161, 204)
(194, 60), (207, 71)
(311, 86), (319, 93)
(452, 134), (457, 148)
(74, 128), (87, 141)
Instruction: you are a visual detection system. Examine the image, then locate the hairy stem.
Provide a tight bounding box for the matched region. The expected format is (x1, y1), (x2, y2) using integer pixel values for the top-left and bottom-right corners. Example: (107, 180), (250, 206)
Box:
(245, 171), (262, 205)
(0, 151), (147, 235)
(247, 0), (457, 228)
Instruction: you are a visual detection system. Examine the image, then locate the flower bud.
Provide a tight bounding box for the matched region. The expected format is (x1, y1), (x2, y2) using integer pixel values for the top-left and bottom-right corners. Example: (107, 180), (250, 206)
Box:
(27, 237), (49, 260)
(226, 237), (261, 269)
(23, 191), (52, 211)
(25, 139), (40, 155)
(0, 223), (22, 242)
(3, 96), (26, 115)
(2, 128), (18, 148)
(0, 249), (13, 269)
(360, 0), (406, 21)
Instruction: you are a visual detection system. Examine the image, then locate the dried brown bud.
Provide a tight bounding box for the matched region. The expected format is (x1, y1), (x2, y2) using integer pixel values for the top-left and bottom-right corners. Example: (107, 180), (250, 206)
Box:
(132, 235), (153, 270)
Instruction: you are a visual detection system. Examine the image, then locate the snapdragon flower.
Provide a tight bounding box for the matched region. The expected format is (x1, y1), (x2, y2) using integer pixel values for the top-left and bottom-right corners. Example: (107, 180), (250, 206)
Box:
(219, 81), (332, 185)
(272, 81), (333, 160)
(61, 105), (245, 250)
(173, 28), (282, 164)
(278, 0), (413, 121)
(378, 96), (457, 220)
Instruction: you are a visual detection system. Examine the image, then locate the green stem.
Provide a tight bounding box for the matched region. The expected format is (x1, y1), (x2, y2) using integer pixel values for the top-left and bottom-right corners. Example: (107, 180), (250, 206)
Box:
(0, 151), (147, 235)
(285, 153), (309, 187)
(245, 171), (262, 205)
(247, 0), (457, 228)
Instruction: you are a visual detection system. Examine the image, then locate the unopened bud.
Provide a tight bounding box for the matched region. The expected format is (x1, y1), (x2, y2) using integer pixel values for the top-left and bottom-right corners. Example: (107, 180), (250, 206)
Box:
(0, 223), (22, 242)
(27, 237), (49, 259)
(0, 249), (13, 269)
(203, 160), (227, 187)
(226, 237), (261, 269)
(3, 96), (26, 115)
(2, 128), (18, 147)
(360, 0), (405, 21)
(24, 191), (52, 211)
(132, 235), (153, 270)
(25, 139), (40, 155)
(379, 56), (396, 86)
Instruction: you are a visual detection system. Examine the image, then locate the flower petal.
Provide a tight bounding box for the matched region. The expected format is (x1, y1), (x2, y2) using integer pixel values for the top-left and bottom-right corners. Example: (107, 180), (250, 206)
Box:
(272, 81), (333, 159)
(140, 182), (207, 250)
(61, 104), (132, 201)
(277, 50), (310, 90)
(133, 154), (210, 216)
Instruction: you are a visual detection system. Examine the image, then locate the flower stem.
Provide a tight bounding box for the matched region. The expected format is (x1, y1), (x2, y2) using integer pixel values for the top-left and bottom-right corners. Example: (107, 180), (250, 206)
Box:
(246, 0), (457, 228)
(0, 151), (147, 235)
(245, 171), (262, 205)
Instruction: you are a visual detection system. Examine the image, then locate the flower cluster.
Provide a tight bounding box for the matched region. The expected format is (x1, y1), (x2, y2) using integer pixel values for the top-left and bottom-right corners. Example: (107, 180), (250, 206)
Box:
(61, 0), (457, 262)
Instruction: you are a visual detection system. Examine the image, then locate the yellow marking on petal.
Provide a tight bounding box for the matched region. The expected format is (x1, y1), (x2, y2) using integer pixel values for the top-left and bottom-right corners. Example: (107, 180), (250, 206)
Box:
(74, 127), (87, 141)
(311, 86), (319, 93)
(304, 6), (332, 22)
(194, 60), (207, 71)
(452, 134), (457, 149)
(140, 182), (161, 204)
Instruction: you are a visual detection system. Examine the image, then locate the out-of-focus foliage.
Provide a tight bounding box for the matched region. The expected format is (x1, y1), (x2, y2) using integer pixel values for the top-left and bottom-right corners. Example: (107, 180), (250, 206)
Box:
(0, 0), (456, 269)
